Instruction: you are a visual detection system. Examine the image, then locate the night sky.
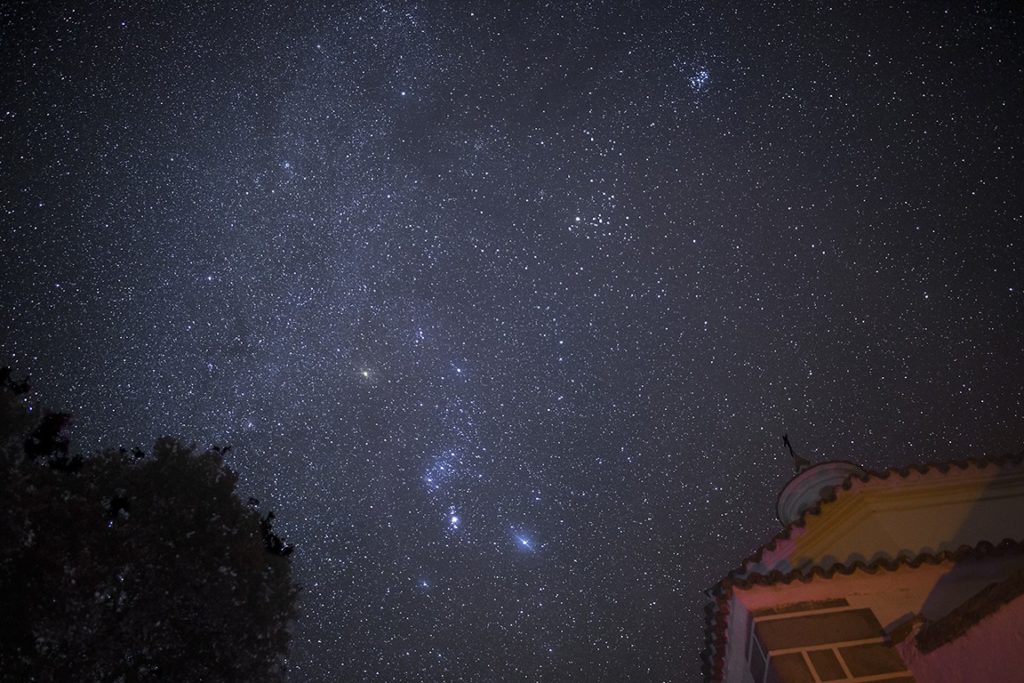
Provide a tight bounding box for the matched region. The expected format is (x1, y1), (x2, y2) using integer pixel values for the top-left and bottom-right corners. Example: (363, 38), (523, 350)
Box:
(2, 2), (1023, 681)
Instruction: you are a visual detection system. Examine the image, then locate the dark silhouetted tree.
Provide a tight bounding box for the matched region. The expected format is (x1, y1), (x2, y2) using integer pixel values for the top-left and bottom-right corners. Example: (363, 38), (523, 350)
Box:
(0, 369), (300, 682)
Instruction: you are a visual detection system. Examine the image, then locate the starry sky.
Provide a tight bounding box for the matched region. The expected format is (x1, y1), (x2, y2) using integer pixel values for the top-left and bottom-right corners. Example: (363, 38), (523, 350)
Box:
(2, 2), (1023, 681)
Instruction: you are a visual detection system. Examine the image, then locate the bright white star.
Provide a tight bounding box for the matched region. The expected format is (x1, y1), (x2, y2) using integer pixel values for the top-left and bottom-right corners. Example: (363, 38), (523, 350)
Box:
(514, 533), (534, 551)
(689, 68), (710, 92)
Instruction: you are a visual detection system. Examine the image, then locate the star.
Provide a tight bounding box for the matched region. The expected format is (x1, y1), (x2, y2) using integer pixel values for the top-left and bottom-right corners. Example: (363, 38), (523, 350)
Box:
(447, 506), (461, 530)
(689, 68), (710, 92)
(4, 4), (1018, 682)
(512, 530), (535, 552)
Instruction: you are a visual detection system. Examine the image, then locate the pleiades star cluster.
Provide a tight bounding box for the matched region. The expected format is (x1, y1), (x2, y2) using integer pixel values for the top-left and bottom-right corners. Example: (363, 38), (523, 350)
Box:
(2, 3), (1022, 681)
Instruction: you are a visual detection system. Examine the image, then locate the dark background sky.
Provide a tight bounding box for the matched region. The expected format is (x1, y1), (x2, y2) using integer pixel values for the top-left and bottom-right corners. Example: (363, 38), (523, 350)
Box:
(2, 2), (1022, 681)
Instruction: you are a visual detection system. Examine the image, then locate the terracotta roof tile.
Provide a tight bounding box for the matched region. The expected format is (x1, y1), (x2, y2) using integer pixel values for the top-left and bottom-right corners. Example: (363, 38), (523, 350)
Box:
(734, 452), (1024, 579)
(915, 565), (1024, 653)
(703, 538), (1024, 681)
(701, 451), (1024, 682)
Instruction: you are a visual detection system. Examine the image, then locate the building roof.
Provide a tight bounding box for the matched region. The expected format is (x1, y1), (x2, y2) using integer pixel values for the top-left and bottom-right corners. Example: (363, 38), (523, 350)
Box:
(915, 564), (1024, 653)
(701, 451), (1024, 682)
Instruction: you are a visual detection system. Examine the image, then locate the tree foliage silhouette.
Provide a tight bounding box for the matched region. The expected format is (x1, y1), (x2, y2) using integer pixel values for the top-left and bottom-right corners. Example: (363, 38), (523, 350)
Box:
(0, 369), (299, 682)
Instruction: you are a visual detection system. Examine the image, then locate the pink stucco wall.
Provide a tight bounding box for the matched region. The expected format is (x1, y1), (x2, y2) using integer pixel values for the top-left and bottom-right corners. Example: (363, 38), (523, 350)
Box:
(896, 594), (1024, 683)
